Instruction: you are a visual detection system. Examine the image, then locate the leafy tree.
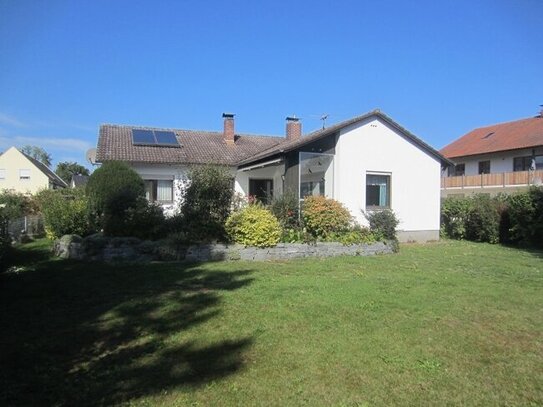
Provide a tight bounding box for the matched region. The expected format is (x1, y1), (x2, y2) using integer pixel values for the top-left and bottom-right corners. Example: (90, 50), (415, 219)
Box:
(55, 161), (90, 184)
(20, 145), (52, 167)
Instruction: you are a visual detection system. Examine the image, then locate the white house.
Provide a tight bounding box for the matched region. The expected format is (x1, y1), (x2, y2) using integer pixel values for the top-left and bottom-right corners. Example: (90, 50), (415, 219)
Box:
(440, 112), (543, 197)
(0, 146), (67, 194)
(96, 110), (451, 242)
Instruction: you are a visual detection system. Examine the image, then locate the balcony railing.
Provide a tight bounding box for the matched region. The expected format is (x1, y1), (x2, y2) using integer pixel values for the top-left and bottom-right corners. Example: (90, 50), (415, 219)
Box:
(441, 170), (543, 189)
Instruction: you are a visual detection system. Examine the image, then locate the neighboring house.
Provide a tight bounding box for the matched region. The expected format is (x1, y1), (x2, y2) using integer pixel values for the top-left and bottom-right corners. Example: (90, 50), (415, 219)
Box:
(0, 146), (67, 194)
(440, 112), (543, 197)
(70, 174), (89, 188)
(96, 110), (451, 242)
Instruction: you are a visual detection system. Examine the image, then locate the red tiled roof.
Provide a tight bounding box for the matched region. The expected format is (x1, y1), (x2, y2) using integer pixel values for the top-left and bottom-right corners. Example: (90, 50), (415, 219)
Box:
(440, 116), (543, 159)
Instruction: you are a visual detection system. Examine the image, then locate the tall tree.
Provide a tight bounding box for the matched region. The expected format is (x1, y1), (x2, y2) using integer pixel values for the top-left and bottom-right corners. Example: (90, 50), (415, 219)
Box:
(20, 145), (52, 167)
(55, 161), (90, 184)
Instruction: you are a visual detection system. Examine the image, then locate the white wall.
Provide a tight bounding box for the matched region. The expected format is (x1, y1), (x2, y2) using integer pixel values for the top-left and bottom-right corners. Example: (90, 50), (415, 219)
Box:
(450, 147), (543, 176)
(130, 163), (189, 216)
(0, 147), (50, 194)
(334, 117), (442, 233)
(235, 164), (283, 197)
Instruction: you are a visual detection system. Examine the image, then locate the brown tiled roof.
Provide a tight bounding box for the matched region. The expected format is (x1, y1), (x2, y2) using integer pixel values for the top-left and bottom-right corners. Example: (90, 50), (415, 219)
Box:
(238, 110), (451, 166)
(97, 110), (450, 168)
(96, 124), (284, 165)
(440, 116), (543, 159)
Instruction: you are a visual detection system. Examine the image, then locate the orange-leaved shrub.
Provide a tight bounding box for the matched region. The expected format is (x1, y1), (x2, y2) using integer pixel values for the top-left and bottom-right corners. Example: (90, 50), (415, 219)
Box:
(302, 196), (352, 239)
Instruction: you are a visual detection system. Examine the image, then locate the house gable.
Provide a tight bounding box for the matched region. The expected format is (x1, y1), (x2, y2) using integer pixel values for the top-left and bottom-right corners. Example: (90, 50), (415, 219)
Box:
(0, 147), (51, 193)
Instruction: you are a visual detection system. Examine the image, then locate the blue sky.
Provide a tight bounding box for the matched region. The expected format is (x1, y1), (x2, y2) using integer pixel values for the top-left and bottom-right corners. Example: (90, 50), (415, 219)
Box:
(0, 0), (541, 169)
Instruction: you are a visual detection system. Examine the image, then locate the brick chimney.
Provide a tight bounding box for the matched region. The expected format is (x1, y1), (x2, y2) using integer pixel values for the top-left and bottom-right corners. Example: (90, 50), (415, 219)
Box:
(223, 113), (235, 145)
(286, 116), (301, 141)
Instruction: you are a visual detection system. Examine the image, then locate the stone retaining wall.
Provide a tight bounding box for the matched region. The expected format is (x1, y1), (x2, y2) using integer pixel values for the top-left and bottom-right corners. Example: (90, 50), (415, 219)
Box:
(54, 234), (395, 263)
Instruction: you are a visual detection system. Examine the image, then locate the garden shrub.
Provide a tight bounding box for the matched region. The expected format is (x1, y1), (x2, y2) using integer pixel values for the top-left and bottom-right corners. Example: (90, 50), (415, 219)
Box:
(270, 191), (300, 229)
(0, 207), (11, 272)
(365, 209), (400, 241)
(104, 198), (166, 240)
(328, 225), (376, 246)
(181, 165), (233, 242)
(35, 188), (91, 239)
(464, 194), (500, 243)
(0, 190), (38, 219)
(440, 196), (471, 239)
(86, 161), (145, 233)
(505, 187), (543, 247)
(439, 188), (543, 248)
(225, 205), (281, 247)
(86, 161), (145, 236)
(302, 196), (352, 239)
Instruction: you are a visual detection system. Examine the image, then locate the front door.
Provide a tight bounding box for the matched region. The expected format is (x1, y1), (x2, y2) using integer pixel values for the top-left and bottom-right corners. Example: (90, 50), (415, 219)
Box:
(249, 179), (273, 204)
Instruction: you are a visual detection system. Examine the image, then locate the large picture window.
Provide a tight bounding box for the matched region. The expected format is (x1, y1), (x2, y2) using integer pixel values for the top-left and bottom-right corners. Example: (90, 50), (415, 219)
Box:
(366, 173), (390, 209)
(299, 152), (334, 200)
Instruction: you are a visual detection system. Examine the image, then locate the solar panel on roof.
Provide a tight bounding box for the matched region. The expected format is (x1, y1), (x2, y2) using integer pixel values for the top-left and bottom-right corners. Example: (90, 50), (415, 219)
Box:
(154, 131), (179, 146)
(132, 129), (155, 145)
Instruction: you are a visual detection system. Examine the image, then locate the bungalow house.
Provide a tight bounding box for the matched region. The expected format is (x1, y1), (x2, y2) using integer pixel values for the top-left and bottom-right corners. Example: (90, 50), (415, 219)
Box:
(440, 111), (543, 197)
(96, 110), (451, 242)
(0, 146), (67, 194)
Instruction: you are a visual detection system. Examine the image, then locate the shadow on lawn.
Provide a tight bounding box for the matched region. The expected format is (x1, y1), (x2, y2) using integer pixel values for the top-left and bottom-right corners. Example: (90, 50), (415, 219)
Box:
(0, 245), (255, 406)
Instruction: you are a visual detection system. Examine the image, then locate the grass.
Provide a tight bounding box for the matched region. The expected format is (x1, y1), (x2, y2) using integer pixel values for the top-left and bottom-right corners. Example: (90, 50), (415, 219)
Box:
(1, 239), (542, 406)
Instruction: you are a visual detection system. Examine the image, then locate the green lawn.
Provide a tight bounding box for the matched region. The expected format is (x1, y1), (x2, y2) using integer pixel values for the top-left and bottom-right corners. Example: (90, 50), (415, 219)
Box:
(1, 240), (542, 406)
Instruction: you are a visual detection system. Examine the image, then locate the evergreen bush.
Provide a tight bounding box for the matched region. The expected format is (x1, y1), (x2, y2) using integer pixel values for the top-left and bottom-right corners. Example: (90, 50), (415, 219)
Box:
(464, 194), (500, 243)
(85, 161), (145, 235)
(365, 209), (400, 241)
(180, 165), (233, 242)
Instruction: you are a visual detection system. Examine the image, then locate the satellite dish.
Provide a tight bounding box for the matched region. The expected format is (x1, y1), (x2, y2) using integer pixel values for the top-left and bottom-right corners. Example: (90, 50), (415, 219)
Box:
(86, 148), (97, 165)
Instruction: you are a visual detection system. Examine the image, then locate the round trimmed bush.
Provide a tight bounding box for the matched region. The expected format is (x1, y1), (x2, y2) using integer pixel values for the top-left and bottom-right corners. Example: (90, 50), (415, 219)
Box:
(302, 196), (352, 239)
(86, 161), (145, 235)
(225, 205), (281, 247)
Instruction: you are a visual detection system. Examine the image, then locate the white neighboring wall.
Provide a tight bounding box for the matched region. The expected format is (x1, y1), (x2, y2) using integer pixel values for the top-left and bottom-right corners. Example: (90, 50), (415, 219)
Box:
(0, 147), (52, 194)
(334, 116), (442, 240)
(446, 147), (543, 176)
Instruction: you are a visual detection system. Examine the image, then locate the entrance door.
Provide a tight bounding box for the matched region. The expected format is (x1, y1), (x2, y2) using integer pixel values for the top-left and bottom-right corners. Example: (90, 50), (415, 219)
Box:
(249, 179), (274, 204)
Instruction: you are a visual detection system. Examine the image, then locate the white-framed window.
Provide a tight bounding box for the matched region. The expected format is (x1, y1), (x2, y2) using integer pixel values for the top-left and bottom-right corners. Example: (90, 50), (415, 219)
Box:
(0, 169), (5, 180)
(144, 179), (174, 203)
(19, 169), (31, 180)
(366, 173), (391, 209)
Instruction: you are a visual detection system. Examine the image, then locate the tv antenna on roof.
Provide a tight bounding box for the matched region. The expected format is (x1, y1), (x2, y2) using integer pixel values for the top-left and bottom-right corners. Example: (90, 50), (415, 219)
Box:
(320, 114), (329, 129)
